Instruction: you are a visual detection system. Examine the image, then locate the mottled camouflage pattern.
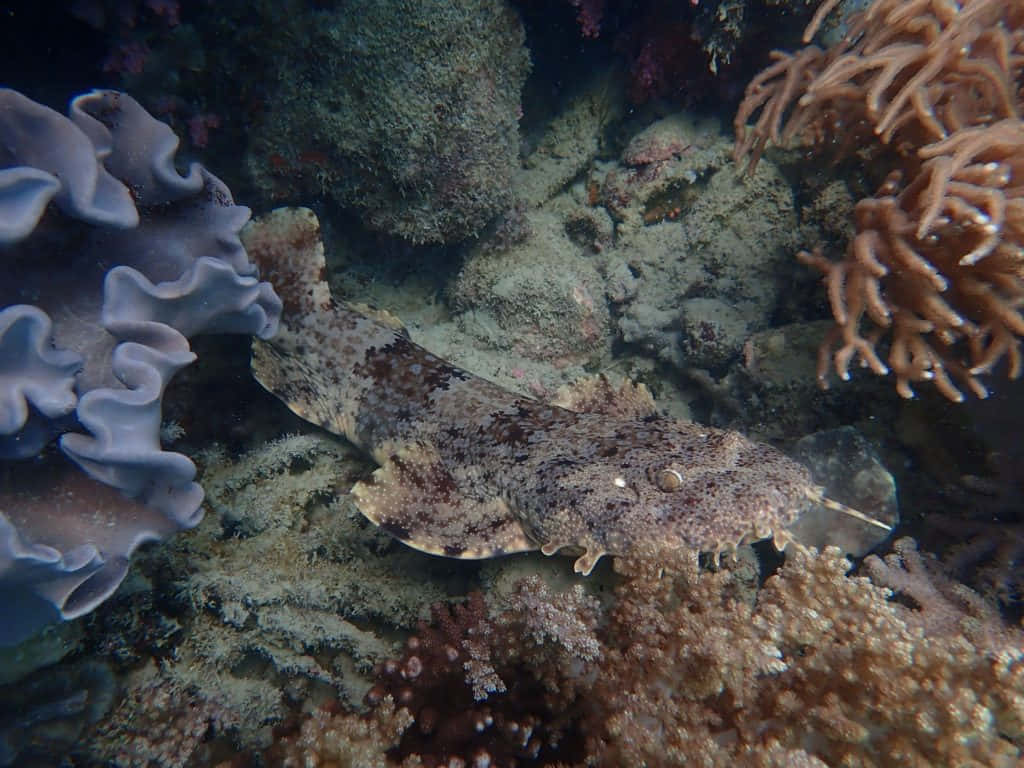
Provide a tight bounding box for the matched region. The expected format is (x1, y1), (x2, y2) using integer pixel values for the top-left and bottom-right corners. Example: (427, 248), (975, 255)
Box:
(246, 209), (816, 574)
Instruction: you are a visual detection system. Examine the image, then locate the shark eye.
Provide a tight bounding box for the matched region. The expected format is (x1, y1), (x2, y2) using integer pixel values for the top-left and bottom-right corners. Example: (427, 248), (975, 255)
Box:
(654, 468), (684, 492)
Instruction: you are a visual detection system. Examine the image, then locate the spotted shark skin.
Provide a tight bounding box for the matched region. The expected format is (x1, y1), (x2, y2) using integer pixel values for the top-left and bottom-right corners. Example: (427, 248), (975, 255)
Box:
(244, 209), (816, 574)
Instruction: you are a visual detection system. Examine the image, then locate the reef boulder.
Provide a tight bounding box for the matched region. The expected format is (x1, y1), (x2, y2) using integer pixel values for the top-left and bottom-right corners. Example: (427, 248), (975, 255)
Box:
(246, 0), (529, 245)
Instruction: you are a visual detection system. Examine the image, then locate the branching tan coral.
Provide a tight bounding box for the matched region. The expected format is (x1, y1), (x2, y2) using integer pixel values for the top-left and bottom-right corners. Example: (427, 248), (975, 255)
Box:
(268, 544), (1024, 766)
(735, 0), (1024, 399)
(588, 544), (1024, 767)
(265, 696), (413, 768)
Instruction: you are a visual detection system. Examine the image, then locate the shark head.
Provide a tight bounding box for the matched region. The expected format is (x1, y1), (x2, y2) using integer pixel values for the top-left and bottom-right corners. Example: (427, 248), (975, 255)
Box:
(521, 416), (827, 574)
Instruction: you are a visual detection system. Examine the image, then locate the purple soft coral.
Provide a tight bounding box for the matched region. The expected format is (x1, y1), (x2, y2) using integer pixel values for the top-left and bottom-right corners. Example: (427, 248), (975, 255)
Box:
(0, 88), (282, 645)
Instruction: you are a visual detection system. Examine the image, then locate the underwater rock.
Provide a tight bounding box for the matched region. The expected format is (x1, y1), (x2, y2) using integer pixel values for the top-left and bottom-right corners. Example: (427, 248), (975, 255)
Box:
(678, 297), (751, 373)
(790, 426), (899, 557)
(245, 0), (529, 244)
(609, 130), (799, 374)
(515, 71), (626, 209)
(452, 196), (612, 367)
(0, 660), (114, 767)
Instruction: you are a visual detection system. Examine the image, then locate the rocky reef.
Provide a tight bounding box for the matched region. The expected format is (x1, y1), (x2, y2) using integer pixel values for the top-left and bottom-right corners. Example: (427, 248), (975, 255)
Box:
(1, 1), (1022, 766)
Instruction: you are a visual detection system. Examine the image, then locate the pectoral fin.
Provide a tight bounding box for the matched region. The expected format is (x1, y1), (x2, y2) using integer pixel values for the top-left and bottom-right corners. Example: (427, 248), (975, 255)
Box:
(540, 539), (605, 575)
(352, 441), (535, 560)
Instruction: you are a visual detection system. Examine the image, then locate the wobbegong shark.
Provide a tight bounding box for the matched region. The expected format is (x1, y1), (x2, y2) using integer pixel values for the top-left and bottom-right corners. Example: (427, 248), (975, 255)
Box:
(244, 208), (886, 574)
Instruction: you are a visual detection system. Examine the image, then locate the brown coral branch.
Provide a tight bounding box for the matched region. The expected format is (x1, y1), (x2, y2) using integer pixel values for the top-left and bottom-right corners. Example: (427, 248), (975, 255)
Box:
(733, 47), (829, 174)
(735, 0), (1024, 399)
